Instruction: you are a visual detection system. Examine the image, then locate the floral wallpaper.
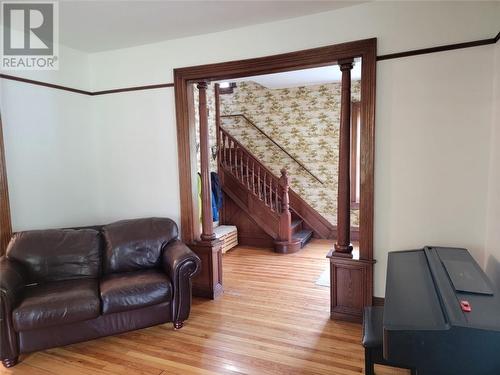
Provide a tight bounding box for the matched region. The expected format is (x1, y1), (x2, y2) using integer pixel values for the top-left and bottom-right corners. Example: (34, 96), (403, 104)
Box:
(193, 83), (218, 172)
(220, 80), (361, 226)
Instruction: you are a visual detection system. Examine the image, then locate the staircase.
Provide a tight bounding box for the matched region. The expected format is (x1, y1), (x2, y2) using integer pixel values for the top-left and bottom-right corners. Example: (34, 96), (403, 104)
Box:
(218, 127), (316, 253)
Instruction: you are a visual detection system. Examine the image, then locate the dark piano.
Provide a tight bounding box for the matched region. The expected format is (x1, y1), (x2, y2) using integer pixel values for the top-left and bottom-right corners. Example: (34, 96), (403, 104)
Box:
(384, 246), (500, 375)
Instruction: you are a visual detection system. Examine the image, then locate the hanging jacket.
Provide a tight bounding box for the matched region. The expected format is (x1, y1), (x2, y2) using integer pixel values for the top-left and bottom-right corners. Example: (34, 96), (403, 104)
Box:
(211, 172), (223, 213)
(198, 172), (220, 222)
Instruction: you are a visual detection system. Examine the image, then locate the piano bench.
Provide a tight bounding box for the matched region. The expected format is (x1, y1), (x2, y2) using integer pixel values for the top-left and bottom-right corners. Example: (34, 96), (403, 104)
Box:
(362, 306), (417, 375)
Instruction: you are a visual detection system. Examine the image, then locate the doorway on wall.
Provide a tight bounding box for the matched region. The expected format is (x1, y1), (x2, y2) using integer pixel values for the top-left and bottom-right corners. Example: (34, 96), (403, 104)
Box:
(174, 38), (376, 322)
(191, 63), (363, 253)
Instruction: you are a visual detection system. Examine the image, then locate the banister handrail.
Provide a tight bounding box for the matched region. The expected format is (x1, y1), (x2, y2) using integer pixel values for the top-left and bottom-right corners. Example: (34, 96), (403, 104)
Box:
(220, 127), (283, 213)
(220, 127), (281, 186)
(220, 114), (324, 185)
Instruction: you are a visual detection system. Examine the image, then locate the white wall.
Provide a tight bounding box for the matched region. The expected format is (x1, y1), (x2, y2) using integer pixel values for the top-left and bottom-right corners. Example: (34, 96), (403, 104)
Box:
(375, 46), (495, 291)
(485, 42), (500, 290)
(1, 1), (498, 296)
(91, 90), (181, 226)
(0, 45), (99, 231)
(0, 44), (91, 90)
(87, 1), (499, 296)
(89, 1), (499, 90)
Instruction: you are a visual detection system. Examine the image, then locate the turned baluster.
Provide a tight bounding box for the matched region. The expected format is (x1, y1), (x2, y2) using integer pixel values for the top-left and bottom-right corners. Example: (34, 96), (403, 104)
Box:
(252, 161), (256, 195)
(278, 168), (292, 243)
(234, 143), (240, 179)
(258, 167), (262, 200)
(239, 149), (244, 181)
(222, 132), (226, 167)
(245, 156), (250, 188)
(263, 172), (267, 204)
(270, 179), (274, 211)
(268, 176), (272, 207)
(275, 179), (279, 212)
(228, 137), (233, 169)
(236, 146), (240, 179)
(270, 177), (273, 208)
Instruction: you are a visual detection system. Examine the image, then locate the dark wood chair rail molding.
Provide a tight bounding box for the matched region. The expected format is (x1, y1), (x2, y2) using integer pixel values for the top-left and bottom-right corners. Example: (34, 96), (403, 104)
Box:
(221, 114), (324, 185)
(0, 30), (498, 97)
(0, 74), (92, 95)
(377, 31), (500, 61)
(92, 83), (174, 95)
(0, 74), (173, 96)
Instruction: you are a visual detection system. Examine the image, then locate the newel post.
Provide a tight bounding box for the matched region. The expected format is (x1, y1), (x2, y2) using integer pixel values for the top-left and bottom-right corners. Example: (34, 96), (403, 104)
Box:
(278, 168), (292, 244)
(273, 168), (301, 254)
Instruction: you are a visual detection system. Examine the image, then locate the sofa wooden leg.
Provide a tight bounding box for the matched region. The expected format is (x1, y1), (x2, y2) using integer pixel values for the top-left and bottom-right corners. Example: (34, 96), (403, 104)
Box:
(2, 357), (18, 368)
(173, 321), (184, 330)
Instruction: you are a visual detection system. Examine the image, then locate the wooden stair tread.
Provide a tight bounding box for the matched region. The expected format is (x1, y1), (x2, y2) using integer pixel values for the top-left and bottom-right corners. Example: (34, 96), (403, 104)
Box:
(293, 228), (314, 248)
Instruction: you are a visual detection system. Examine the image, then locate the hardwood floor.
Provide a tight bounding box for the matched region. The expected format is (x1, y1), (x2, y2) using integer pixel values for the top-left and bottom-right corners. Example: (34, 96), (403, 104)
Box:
(1, 239), (407, 375)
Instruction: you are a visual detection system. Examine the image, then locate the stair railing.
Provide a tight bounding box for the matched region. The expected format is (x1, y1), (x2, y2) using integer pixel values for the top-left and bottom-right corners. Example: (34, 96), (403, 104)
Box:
(220, 127), (283, 214)
(221, 114), (324, 185)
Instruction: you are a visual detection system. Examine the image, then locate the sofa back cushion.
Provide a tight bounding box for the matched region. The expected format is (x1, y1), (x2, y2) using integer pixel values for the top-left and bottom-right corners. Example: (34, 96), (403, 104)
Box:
(6, 229), (101, 284)
(102, 218), (178, 274)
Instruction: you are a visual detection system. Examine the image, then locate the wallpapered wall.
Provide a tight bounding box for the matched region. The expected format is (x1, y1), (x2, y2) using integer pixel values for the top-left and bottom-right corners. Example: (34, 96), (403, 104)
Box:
(220, 81), (360, 226)
(193, 84), (218, 172)
(193, 80), (360, 226)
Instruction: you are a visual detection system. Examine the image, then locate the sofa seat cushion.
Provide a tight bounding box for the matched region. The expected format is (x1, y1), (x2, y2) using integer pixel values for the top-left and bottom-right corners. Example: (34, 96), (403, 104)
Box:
(100, 269), (172, 315)
(13, 279), (100, 332)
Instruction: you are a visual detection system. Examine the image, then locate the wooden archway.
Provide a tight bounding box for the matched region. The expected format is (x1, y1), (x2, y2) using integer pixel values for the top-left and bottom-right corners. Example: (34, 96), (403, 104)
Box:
(174, 38), (377, 321)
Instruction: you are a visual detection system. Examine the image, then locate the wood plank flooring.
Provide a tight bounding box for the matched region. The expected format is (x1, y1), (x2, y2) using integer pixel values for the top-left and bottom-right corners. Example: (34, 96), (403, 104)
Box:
(1, 239), (408, 375)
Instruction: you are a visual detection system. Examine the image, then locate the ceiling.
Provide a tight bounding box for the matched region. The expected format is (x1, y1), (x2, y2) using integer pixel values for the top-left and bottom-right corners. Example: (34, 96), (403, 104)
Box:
(59, 1), (365, 53)
(221, 61), (362, 89)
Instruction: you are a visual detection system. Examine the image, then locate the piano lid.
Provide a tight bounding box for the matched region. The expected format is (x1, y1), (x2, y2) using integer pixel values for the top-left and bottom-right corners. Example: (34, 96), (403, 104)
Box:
(383, 249), (449, 331)
(441, 259), (493, 295)
(384, 247), (500, 333)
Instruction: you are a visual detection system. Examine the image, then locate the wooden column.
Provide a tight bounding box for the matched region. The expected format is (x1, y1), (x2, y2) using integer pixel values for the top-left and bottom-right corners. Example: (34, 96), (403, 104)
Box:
(0, 113), (12, 255)
(214, 83), (224, 214)
(333, 59), (354, 257)
(328, 58), (374, 323)
(190, 82), (223, 300)
(197, 81), (216, 242)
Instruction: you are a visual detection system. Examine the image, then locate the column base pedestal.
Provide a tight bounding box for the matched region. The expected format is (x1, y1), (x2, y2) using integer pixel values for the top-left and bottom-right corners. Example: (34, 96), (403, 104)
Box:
(327, 249), (375, 323)
(189, 239), (223, 300)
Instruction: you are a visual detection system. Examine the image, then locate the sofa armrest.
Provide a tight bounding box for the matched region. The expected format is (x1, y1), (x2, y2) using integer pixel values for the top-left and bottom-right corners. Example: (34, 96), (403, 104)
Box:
(162, 240), (201, 324)
(0, 257), (26, 313)
(0, 257), (27, 362)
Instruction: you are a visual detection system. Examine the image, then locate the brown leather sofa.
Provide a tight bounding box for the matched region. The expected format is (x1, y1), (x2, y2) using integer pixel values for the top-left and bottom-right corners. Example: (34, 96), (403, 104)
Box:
(0, 217), (201, 368)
